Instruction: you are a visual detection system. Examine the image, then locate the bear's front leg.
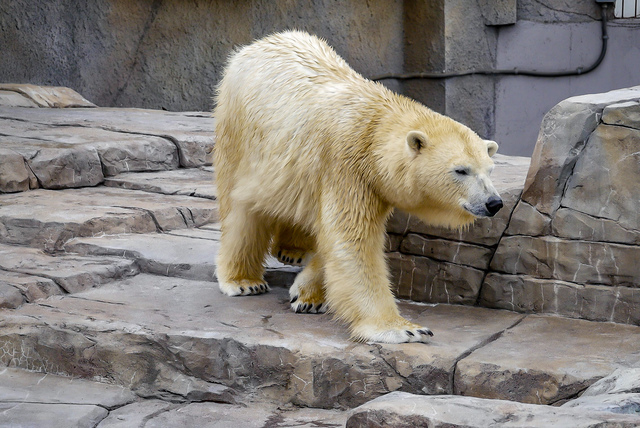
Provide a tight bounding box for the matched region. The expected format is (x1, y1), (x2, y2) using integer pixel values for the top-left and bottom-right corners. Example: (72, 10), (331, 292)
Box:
(319, 199), (433, 344)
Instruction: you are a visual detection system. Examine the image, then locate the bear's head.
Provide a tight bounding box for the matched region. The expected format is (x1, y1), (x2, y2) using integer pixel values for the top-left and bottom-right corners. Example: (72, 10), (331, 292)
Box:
(376, 108), (503, 229)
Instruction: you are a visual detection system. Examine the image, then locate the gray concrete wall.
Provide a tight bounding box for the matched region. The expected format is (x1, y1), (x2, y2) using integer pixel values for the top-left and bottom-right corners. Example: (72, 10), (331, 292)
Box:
(1, 0), (638, 156)
(494, 20), (640, 155)
(0, 0), (403, 112)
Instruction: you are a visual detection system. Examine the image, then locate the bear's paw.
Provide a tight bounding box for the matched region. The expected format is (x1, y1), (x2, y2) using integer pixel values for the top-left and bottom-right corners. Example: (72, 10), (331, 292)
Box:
(218, 279), (270, 296)
(353, 321), (434, 344)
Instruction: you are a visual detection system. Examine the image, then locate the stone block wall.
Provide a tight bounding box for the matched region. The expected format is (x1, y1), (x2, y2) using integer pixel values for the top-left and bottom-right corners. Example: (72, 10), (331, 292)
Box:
(387, 86), (640, 326)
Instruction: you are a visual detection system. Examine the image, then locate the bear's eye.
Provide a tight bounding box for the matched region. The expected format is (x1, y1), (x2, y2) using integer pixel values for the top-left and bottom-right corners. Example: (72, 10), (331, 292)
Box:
(454, 167), (470, 176)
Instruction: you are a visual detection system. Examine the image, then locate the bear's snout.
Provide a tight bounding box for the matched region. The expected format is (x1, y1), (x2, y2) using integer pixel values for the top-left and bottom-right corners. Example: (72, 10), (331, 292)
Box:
(485, 196), (503, 216)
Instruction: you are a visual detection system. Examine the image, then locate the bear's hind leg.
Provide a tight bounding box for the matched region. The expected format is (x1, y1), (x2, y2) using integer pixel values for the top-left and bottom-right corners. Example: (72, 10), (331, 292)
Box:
(216, 204), (271, 296)
(289, 253), (327, 314)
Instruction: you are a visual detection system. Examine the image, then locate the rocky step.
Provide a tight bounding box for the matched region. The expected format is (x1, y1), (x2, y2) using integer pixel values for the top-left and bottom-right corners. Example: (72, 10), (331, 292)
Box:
(347, 390), (640, 427)
(65, 224), (299, 284)
(2, 272), (640, 411)
(0, 186), (218, 251)
(0, 368), (347, 428)
(0, 243), (138, 309)
(0, 104), (215, 193)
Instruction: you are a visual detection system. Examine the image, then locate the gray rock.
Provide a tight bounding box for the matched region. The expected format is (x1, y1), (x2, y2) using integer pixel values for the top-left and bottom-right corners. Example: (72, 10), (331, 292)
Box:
(0, 89), (38, 107)
(0, 83), (96, 108)
(0, 274), (524, 408)
(562, 124), (640, 232)
(0, 282), (24, 308)
(388, 252), (485, 304)
(454, 315), (640, 404)
(552, 208), (640, 245)
(0, 243), (138, 293)
(582, 368), (640, 396)
(0, 187), (218, 251)
(400, 233), (494, 270)
(105, 167), (216, 199)
(491, 236), (640, 287)
(346, 392), (640, 427)
(0, 118), (180, 178)
(0, 149), (34, 193)
(0, 402), (108, 428)
(1, 135), (105, 189)
(0, 106), (215, 167)
(562, 393), (640, 415)
(0, 367), (136, 408)
(65, 228), (299, 286)
(478, 273), (640, 325)
(522, 87), (640, 216)
(505, 200), (552, 236)
(0, 271), (63, 303)
(99, 401), (347, 428)
(602, 100), (640, 130)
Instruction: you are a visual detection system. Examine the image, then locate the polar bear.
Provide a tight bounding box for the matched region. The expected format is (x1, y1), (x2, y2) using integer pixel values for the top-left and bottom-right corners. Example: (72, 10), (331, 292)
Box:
(213, 30), (502, 344)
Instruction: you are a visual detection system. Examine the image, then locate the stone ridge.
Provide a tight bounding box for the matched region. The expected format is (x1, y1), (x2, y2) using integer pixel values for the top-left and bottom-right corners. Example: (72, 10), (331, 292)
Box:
(386, 86), (640, 326)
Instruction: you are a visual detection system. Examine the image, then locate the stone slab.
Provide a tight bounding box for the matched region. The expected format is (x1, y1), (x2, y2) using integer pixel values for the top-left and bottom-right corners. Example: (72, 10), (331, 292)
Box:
(0, 243), (138, 294)
(0, 90), (38, 108)
(0, 84), (96, 108)
(105, 167), (216, 199)
(454, 315), (640, 404)
(388, 252), (485, 305)
(0, 148), (35, 193)
(0, 274), (524, 409)
(0, 187), (218, 250)
(0, 271), (63, 302)
(562, 124), (640, 232)
(491, 236), (640, 287)
(479, 273), (640, 325)
(346, 391), (640, 428)
(583, 368), (640, 396)
(400, 233), (493, 270)
(0, 402), (108, 428)
(65, 229), (298, 285)
(602, 100), (640, 130)
(1, 134), (105, 189)
(562, 393), (640, 415)
(98, 401), (347, 428)
(0, 118), (180, 177)
(0, 106), (214, 167)
(0, 367), (136, 409)
(522, 86), (640, 216)
(552, 207), (640, 245)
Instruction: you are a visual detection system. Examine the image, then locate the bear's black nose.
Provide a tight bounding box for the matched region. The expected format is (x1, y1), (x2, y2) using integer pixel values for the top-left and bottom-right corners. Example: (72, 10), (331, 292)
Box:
(486, 196), (503, 216)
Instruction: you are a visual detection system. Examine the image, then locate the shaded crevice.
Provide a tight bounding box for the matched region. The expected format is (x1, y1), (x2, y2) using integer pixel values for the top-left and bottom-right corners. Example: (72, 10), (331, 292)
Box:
(111, 0), (164, 107)
(474, 192), (523, 306)
(450, 314), (527, 395)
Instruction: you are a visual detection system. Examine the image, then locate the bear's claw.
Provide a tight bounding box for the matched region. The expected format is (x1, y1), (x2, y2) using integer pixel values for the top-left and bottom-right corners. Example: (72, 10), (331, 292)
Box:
(290, 298), (327, 314)
(219, 280), (270, 296)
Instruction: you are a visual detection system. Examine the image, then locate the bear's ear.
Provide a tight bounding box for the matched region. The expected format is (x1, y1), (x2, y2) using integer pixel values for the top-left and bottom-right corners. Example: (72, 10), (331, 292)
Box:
(486, 140), (499, 157)
(406, 131), (428, 156)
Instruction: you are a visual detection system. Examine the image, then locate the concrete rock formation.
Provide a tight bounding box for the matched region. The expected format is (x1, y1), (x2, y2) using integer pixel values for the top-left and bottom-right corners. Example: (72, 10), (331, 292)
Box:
(387, 86), (640, 327)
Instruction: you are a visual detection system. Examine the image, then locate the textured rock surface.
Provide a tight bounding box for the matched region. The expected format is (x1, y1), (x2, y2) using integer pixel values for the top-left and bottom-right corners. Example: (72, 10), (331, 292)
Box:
(454, 315), (640, 404)
(346, 392), (640, 428)
(0, 187), (217, 251)
(0, 84), (96, 108)
(0, 274), (528, 408)
(0, 106), (214, 168)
